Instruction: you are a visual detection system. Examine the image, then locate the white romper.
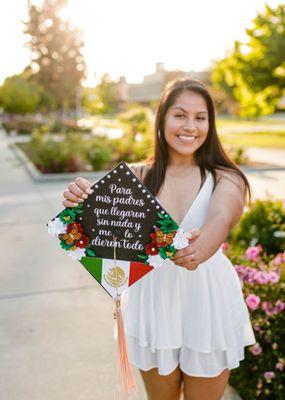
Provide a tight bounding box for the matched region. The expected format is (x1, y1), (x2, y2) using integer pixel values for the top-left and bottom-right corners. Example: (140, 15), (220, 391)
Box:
(120, 171), (257, 377)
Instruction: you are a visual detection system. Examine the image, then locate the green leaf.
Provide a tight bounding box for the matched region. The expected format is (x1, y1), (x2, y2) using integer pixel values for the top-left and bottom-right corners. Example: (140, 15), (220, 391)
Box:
(166, 244), (176, 253)
(86, 248), (96, 256)
(137, 254), (148, 260)
(60, 240), (74, 250)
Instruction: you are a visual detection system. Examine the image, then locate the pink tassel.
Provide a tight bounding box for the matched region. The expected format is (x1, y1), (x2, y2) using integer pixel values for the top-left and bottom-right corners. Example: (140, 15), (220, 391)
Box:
(115, 296), (138, 399)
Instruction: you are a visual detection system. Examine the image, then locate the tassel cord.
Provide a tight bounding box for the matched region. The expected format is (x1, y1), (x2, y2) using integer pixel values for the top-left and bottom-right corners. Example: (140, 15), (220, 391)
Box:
(113, 235), (138, 399)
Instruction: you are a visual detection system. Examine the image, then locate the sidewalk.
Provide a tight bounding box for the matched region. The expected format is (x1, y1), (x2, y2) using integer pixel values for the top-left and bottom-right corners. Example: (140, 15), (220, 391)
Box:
(1, 130), (283, 399)
(245, 147), (285, 168)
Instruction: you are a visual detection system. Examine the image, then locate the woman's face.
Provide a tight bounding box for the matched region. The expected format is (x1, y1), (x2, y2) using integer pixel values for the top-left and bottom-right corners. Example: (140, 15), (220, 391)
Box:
(163, 90), (209, 162)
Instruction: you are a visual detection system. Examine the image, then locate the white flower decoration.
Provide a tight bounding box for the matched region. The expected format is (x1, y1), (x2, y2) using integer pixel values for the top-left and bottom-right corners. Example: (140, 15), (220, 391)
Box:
(47, 218), (67, 238)
(67, 247), (86, 261)
(173, 228), (191, 250)
(147, 254), (167, 269)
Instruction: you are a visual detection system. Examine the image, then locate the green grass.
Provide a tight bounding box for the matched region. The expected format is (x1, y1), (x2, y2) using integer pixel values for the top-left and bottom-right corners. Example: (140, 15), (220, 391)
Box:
(220, 130), (285, 148)
(216, 119), (285, 128)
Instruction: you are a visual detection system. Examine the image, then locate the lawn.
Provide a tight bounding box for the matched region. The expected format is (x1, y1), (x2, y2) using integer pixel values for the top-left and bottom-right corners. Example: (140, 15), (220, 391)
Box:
(215, 116), (285, 148)
(219, 130), (285, 149)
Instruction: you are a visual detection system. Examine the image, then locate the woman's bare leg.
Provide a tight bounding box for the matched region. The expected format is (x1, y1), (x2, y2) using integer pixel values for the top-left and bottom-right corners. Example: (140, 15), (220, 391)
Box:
(139, 366), (183, 400)
(182, 368), (230, 400)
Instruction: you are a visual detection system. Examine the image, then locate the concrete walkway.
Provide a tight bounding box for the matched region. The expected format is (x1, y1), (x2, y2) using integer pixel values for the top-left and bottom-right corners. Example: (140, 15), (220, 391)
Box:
(245, 147), (285, 168)
(1, 129), (284, 400)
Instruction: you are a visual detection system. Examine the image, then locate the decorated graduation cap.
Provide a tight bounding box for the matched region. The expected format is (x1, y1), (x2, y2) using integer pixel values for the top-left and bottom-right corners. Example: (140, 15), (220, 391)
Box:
(47, 160), (191, 397)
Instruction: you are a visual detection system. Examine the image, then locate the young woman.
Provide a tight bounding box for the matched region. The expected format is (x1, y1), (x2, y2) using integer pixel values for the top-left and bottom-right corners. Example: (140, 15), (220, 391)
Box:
(62, 78), (256, 400)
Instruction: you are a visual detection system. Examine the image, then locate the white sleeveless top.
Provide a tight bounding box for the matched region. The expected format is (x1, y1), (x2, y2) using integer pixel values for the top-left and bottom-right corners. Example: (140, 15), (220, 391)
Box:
(120, 171), (256, 376)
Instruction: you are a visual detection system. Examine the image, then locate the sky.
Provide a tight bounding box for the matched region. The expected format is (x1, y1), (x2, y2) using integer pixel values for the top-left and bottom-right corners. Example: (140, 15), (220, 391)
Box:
(0, 0), (283, 86)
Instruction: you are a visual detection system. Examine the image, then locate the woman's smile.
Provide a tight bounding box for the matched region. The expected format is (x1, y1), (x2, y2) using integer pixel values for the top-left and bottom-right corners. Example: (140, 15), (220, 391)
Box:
(176, 134), (199, 144)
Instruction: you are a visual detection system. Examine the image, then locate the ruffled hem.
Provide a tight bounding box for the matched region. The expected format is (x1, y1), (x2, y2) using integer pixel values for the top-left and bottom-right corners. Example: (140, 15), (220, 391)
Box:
(121, 253), (256, 353)
(125, 334), (255, 377)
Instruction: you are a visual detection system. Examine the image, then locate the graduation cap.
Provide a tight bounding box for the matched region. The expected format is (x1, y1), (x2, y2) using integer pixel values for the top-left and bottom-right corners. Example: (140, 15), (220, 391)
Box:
(47, 160), (191, 397)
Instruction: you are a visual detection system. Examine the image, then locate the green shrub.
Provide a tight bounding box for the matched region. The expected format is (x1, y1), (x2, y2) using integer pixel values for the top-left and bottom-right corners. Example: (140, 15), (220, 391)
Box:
(2, 122), (13, 133)
(225, 144), (249, 165)
(229, 199), (285, 255)
(49, 119), (92, 133)
(111, 134), (153, 164)
(2, 120), (46, 135)
(84, 136), (114, 170)
(0, 74), (41, 114)
(49, 120), (63, 133)
(28, 131), (86, 173)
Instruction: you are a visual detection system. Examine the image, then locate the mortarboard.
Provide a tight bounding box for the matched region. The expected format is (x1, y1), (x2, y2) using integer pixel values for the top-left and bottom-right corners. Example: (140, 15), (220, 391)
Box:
(47, 160), (192, 397)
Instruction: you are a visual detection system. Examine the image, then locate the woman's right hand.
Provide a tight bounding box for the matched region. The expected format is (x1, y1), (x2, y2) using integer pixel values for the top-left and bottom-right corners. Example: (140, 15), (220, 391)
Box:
(62, 177), (94, 208)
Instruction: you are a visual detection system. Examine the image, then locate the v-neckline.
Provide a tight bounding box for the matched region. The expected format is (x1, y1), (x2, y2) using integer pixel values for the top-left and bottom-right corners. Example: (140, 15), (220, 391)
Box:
(178, 171), (211, 226)
(156, 171), (211, 227)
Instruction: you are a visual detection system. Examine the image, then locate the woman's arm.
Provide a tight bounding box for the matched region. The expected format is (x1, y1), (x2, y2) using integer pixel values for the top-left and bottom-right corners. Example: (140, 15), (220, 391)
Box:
(198, 170), (246, 262)
(172, 170), (247, 269)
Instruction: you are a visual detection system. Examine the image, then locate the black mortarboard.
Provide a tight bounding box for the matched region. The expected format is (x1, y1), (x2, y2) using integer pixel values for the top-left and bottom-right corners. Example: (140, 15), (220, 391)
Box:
(47, 161), (190, 298)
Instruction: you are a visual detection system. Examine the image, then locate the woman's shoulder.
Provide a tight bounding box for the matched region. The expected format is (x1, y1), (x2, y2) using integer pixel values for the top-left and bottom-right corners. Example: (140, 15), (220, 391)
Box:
(212, 166), (246, 193)
(127, 162), (151, 181)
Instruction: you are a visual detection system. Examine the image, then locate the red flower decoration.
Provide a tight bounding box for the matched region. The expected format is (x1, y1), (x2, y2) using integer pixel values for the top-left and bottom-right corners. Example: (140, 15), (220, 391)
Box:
(67, 222), (83, 234)
(149, 232), (156, 240)
(75, 234), (90, 248)
(146, 241), (159, 255)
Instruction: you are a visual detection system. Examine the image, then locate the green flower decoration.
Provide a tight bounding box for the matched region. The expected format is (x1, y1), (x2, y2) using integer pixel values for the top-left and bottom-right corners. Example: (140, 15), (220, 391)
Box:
(159, 244), (176, 259)
(59, 209), (76, 224)
(59, 203), (84, 224)
(60, 239), (75, 250)
(157, 212), (179, 233)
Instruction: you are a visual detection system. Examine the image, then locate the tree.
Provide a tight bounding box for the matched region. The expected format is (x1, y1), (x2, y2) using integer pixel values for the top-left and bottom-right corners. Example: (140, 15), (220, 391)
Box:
(118, 105), (153, 142)
(212, 3), (285, 117)
(83, 74), (119, 115)
(0, 74), (42, 114)
(24, 0), (86, 112)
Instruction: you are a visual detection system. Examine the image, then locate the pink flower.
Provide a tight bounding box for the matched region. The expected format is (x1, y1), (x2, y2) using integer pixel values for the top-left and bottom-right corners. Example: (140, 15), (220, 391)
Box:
(241, 266), (256, 284)
(254, 271), (269, 284)
(275, 362), (284, 371)
(275, 300), (285, 312)
(249, 342), (262, 355)
(261, 301), (279, 317)
(246, 245), (262, 261)
(264, 371), (275, 383)
(246, 294), (260, 310)
(245, 294), (260, 310)
(262, 301), (271, 312)
(267, 271), (280, 284)
(274, 252), (285, 265)
(272, 342), (278, 350)
(234, 264), (245, 274)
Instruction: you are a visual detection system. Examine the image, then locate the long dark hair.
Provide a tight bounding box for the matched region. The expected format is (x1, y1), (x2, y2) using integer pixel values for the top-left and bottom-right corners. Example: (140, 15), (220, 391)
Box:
(142, 77), (251, 204)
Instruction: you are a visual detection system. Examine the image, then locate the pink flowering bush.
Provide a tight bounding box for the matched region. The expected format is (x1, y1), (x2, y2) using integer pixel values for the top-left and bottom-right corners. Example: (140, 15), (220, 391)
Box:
(225, 244), (285, 399)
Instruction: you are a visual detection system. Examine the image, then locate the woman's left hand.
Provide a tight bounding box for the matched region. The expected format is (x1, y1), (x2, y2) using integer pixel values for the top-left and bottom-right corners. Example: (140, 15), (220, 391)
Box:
(171, 228), (202, 271)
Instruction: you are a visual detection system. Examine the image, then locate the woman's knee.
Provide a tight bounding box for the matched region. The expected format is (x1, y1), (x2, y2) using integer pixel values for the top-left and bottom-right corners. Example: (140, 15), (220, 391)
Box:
(182, 368), (230, 400)
(140, 366), (183, 400)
